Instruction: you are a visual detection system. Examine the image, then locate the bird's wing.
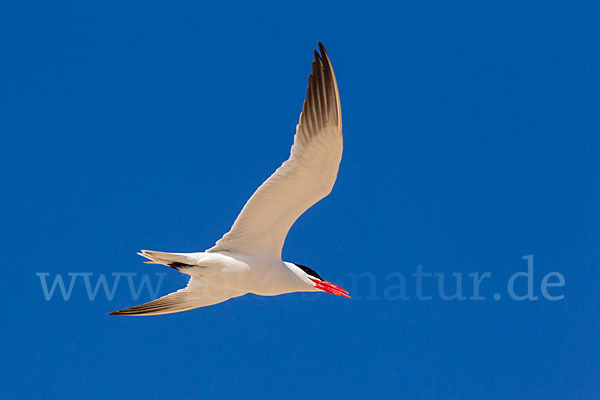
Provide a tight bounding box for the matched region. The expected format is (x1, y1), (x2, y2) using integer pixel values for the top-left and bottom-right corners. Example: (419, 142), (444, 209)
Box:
(206, 42), (342, 260)
(108, 278), (240, 316)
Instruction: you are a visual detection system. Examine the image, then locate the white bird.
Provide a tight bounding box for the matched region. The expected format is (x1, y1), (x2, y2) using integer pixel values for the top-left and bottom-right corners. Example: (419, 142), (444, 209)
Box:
(109, 42), (348, 316)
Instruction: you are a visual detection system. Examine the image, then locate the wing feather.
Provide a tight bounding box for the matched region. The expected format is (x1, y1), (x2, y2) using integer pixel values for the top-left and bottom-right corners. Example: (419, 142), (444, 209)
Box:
(108, 278), (240, 316)
(207, 42), (342, 259)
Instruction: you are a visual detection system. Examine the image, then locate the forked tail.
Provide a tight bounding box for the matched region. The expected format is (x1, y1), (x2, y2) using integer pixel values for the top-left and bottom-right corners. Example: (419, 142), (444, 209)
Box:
(137, 249), (197, 270)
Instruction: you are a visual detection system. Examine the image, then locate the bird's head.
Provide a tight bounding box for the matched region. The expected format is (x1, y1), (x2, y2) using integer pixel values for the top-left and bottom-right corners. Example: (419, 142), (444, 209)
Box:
(289, 263), (350, 298)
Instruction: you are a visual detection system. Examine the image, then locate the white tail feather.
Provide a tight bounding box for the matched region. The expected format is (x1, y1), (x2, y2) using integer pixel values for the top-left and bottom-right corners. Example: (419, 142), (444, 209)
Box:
(138, 250), (196, 266)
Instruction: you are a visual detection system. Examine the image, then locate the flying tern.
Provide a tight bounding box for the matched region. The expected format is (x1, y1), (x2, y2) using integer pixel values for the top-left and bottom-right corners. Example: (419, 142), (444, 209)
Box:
(110, 42), (348, 316)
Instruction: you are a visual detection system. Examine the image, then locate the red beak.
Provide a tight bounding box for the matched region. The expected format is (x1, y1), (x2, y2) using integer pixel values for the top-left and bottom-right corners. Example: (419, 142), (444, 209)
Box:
(310, 278), (351, 298)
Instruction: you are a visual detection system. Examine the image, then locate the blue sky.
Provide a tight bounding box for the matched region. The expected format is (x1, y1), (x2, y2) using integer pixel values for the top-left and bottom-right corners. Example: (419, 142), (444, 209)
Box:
(1, 0), (599, 398)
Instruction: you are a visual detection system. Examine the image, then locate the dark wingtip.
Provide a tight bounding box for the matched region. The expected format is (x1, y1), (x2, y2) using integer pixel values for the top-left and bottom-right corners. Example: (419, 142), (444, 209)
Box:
(317, 41), (327, 57)
(313, 49), (321, 62)
(108, 311), (124, 316)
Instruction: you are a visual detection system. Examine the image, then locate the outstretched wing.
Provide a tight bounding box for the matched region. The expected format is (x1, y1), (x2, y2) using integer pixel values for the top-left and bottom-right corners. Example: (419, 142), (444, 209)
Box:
(207, 42), (342, 260)
(108, 278), (241, 316)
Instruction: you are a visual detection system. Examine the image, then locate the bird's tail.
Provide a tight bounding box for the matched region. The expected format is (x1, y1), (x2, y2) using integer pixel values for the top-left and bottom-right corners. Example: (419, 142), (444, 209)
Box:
(137, 249), (197, 269)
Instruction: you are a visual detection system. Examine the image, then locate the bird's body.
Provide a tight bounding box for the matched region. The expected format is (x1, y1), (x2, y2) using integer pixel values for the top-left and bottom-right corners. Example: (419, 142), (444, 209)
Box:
(142, 250), (317, 296)
(110, 42), (348, 316)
